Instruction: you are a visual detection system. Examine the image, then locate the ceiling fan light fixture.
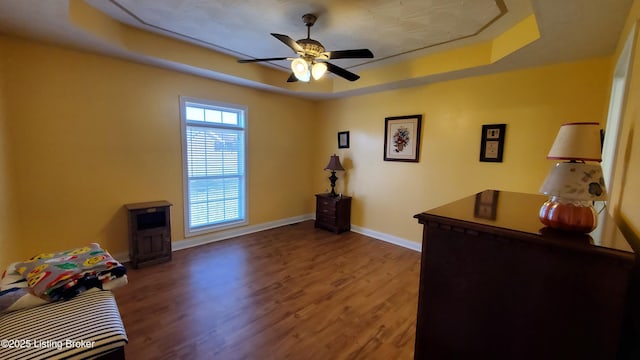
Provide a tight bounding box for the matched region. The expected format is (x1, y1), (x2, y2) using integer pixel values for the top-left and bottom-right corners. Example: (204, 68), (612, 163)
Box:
(291, 58), (310, 82)
(311, 62), (327, 80)
(238, 14), (373, 83)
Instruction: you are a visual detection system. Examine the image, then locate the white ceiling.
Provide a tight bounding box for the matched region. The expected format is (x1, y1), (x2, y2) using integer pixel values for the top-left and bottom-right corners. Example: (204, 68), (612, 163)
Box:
(0, 0), (633, 98)
(84, 0), (510, 70)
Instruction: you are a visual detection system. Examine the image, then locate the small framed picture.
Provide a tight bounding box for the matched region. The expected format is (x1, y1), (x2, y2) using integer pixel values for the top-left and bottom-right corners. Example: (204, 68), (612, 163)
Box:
(474, 190), (500, 220)
(479, 124), (506, 162)
(338, 131), (350, 149)
(384, 115), (422, 162)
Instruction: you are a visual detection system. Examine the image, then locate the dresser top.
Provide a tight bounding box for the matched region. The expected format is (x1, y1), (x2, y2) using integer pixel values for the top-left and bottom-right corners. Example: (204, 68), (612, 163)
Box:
(414, 190), (635, 255)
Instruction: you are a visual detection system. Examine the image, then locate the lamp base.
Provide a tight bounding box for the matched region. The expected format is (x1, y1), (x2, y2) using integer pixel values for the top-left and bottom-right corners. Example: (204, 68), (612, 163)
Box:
(539, 196), (597, 233)
(328, 171), (338, 197)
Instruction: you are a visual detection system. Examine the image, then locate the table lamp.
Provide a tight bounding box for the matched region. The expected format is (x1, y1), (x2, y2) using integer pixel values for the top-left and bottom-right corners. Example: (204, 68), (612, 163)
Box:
(539, 122), (607, 233)
(324, 154), (344, 197)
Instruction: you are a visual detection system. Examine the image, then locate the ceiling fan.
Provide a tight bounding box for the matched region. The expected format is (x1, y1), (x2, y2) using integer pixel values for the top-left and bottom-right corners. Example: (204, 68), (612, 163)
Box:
(238, 13), (374, 82)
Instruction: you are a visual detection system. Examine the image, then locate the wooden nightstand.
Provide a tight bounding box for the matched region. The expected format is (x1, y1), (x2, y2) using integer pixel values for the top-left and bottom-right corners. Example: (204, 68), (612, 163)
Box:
(125, 200), (172, 268)
(315, 193), (351, 233)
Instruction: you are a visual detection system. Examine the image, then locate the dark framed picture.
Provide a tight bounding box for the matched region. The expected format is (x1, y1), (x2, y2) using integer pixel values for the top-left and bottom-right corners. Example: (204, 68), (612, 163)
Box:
(474, 190), (500, 220)
(338, 131), (350, 149)
(479, 124), (506, 162)
(384, 114), (422, 162)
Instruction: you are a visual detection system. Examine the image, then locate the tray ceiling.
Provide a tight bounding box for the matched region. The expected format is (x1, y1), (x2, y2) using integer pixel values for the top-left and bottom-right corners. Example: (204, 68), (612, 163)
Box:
(0, 0), (633, 98)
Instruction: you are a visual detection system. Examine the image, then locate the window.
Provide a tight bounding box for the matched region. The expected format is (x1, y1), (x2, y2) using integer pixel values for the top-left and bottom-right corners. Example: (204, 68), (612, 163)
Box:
(180, 97), (247, 235)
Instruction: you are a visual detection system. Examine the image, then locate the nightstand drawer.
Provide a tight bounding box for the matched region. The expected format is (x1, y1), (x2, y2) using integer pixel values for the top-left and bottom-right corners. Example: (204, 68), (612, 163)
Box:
(317, 198), (337, 210)
(316, 204), (336, 215)
(316, 213), (337, 226)
(314, 193), (351, 234)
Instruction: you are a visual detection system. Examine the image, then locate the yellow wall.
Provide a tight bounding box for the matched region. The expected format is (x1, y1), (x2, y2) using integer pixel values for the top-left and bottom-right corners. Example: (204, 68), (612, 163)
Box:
(0, 36), (317, 263)
(611, 0), (640, 245)
(0, 38), (16, 268)
(0, 26), (627, 264)
(315, 58), (611, 243)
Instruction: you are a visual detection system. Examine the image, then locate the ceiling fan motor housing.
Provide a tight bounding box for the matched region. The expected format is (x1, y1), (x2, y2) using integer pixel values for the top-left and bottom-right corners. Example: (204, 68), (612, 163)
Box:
(297, 38), (325, 60)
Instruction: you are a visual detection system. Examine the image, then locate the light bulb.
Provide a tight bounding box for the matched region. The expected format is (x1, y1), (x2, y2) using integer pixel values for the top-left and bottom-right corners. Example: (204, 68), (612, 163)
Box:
(291, 58), (310, 82)
(312, 62), (327, 80)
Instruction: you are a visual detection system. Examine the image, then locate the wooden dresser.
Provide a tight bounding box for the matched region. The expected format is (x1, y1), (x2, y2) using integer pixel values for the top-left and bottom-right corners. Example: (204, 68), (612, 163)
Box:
(413, 190), (639, 359)
(315, 193), (351, 233)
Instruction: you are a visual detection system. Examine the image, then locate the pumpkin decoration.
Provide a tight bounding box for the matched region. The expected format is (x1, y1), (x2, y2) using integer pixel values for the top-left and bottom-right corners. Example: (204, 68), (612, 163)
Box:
(539, 197), (597, 233)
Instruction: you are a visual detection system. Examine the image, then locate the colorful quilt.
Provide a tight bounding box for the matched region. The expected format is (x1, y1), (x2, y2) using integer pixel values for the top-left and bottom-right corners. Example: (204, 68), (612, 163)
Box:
(0, 243), (127, 312)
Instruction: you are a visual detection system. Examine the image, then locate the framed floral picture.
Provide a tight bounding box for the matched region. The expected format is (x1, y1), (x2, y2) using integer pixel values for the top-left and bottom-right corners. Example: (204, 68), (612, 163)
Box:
(384, 114), (422, 162)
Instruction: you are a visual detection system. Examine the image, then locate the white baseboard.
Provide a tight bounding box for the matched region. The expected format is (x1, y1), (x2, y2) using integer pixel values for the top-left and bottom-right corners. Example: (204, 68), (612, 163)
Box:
(173, 213), (314, 251)
(350, 225), (422, 252)
(113, 214), (419, 263)
(113, 213), (315, 263)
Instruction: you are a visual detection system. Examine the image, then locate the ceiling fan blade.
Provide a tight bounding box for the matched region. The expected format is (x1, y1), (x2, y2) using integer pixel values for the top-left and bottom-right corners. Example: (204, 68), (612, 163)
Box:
(326, 62), (360, 82)
(271, 33), (304, 54)
(238, 57), (289, 63)
(286, 73), (299, 83)
(324, 49), (374, 60)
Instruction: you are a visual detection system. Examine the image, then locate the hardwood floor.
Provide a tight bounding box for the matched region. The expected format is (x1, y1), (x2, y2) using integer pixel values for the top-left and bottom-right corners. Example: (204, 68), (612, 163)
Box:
(112, 220), (421, 359)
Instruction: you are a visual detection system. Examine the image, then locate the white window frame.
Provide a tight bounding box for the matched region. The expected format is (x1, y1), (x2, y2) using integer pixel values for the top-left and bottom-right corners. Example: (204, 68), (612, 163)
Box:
(179, 96), (248, 236)
(602, 22), (636, 198)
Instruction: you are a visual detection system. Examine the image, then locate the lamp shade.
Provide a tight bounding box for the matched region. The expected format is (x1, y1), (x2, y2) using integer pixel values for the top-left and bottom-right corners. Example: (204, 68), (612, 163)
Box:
(311, 62), (327, 80)
(539, 162), (607, 201)
(547, 122), (602, 162)
(291, 58), (310, 82)
(324, 154), (344, 171)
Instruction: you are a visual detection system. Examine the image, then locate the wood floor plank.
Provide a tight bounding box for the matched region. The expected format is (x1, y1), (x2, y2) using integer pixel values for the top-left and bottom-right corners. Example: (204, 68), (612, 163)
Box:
(113, 220), (420, 359)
